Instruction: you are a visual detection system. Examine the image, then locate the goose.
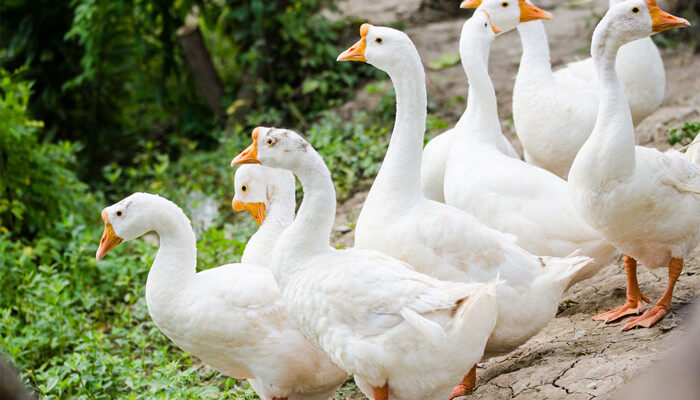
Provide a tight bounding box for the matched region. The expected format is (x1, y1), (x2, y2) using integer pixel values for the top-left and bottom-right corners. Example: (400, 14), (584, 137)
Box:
(232, 164), (296, 268)
(96, 192), (347, 400)
(442, 9), (617, 284)
(419, 1), (551, 202)
(338, 23), (592, 396)
(232, 127), (501, 400)
(568, 0), (696, 331)
(552, 0), (665, 127)
(463, 0), (665, 178)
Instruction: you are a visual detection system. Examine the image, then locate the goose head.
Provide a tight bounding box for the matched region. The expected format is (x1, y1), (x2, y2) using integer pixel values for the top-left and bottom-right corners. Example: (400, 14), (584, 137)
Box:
(462, 10), (502, 55)
(232, 164), (294, 225)
(460, 0), (552, 34)
(337, 23), (421, 75)
(96, 193), (175, 260)
(231, 126), (311, 173)
(593, 0), (688, 54)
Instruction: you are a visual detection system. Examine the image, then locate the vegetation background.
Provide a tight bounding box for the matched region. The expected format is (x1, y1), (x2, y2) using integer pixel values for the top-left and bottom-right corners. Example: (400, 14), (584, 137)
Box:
(0, 0), (697, 399)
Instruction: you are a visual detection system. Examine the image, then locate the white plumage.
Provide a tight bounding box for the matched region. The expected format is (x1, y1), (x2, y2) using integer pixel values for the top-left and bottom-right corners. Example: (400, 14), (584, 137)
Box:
(98, 192), (347, 400)
(234, 127), (500, 400)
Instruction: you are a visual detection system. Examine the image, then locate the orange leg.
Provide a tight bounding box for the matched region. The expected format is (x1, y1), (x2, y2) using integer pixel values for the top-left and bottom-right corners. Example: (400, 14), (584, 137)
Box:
(448, 364), (476, 399)
(373, 384), (389, 400)
(593, 255), (650, 323)
(622, 258), (683, 331)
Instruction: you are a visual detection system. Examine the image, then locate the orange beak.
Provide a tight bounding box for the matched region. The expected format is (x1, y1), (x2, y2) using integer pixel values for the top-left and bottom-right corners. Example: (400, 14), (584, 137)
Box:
(460, 0), (481, 8)
(337, 23), (370, 62)
(519, 0), (553, 22)
(96, 209), (123, 260)
(232, 200), (267, 226)
(480, 10), (502, 34)
(646, 0), (690, 33)
(231, 127), (262, 166)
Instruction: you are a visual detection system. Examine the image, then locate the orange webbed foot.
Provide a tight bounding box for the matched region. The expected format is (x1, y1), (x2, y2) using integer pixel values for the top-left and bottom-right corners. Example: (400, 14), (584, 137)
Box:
(593, 296), (650, 323)
(448, 384), (471, 400)
(448, 365), (476, 399)
(621, 305), (668, 331)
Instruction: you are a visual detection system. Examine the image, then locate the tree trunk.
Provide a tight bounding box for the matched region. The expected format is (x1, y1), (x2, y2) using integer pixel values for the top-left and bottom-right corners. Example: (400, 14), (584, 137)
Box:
(177, 24), (224, 117)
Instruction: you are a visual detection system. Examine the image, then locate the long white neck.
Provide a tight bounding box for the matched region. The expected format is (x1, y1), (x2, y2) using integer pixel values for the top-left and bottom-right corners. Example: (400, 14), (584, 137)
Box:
(242, 186), (295, 267)
(516, 21), (555, 81)
(370, 51), (427, 201)
(455, 26), (501, 141)
(145, 202), (198, 297)
(576, 18), (636, 179)
(273, 150), (336, 281)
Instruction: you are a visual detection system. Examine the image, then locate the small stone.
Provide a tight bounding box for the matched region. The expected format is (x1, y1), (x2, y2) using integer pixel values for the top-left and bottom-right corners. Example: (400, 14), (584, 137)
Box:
(587, 381), (598, 390)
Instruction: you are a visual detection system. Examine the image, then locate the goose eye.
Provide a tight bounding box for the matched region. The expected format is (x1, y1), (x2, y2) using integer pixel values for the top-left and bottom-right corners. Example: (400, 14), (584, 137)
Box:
(484, 23), (488, 28)
(116, 211), (122, 216)
(375, 37), (383, 44)
(502, 2), (508, 7)
(266, 138), (274, 145)
(241, 185), (247, 192)
(632, 7), (639, 13)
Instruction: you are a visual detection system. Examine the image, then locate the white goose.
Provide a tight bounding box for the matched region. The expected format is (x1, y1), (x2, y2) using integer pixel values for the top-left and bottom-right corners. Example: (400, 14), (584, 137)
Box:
(568, 0), (696, 331)
(232, 164), (296, 268)
(96, 192), (347, 400)
(464, 0), (665, 178)
(420, 1), (547, 201)
(232, 127), (500, 400)
(338, 23), (591, 396)
(552, 0), (665, 126)
(443, 10), (616, 284)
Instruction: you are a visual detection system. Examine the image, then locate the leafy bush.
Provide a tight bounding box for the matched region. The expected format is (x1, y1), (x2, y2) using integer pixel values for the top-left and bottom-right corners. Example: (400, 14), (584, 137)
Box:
(0, 69), (94, 239)
(1, 0), (376, 181)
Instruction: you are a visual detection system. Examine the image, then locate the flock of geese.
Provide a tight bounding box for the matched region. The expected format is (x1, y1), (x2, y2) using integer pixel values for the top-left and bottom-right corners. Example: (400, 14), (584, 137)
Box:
(94, 1), (698, 399)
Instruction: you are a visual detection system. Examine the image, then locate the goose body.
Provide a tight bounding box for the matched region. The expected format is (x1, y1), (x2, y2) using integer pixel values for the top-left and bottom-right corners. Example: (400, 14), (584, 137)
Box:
(339, 22), (592, 374)
(443, 9), (616, 285)
(233, 127), (500, 400)
(568, 0), (696, 330)
(96, 191), (347, 400)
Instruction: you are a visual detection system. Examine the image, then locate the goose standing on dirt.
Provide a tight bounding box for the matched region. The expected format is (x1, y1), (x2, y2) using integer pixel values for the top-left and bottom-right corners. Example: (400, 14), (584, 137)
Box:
(232, 127), (501, 400)
(338, 23), (592, 397)
(568, 0), (696, 331)
(463, 0), (665, 178)
(442, 10), (616, 284)
(96, 192), (347, 400)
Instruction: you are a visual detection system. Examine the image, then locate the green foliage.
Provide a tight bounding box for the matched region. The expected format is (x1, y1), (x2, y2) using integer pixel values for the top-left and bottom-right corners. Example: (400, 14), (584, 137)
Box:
(1, 0), (375, 182)
(668, 121), (699, 146)
(0, 69), (94, 239)
(204, 0), (377, 123)
(308, 111), (390, 199)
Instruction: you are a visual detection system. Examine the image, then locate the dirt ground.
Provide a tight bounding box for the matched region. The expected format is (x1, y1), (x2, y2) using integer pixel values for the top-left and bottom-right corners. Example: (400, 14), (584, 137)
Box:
(325, 0), (700, 399)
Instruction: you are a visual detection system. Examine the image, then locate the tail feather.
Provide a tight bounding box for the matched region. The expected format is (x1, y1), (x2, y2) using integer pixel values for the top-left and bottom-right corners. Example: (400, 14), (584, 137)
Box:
(400, 308), (447, 347)
(452, 277), (503, 333)
(684, 135), (700, 167)
(539, 253), (593, 289)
